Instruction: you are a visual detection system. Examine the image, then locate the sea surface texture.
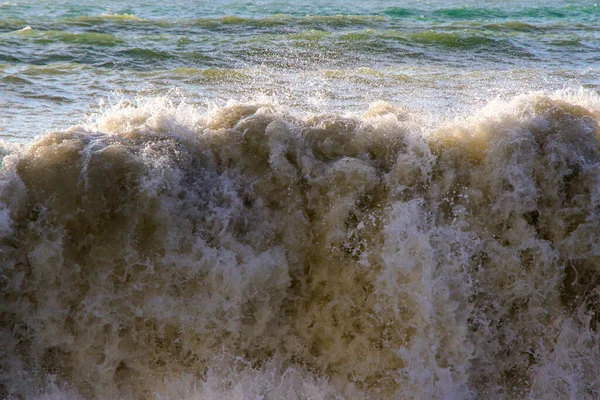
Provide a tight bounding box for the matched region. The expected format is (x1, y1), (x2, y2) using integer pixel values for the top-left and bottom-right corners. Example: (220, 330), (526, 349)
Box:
(1, 1), (600, 399)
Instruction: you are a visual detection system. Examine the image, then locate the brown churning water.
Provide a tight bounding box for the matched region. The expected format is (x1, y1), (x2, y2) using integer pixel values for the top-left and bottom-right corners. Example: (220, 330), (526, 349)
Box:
(1, 89), (599, 399)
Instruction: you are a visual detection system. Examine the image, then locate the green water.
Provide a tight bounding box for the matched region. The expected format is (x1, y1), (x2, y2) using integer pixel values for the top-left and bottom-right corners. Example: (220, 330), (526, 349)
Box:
(0, 0), (598, 139)
(2, 2), (600, 399)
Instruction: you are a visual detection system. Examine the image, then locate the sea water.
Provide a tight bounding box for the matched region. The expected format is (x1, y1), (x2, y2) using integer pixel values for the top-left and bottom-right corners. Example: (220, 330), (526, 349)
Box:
(1, 1), (600, 399)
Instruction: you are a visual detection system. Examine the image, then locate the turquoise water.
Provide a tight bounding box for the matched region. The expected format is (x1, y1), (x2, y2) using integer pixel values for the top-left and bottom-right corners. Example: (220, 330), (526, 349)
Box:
(1, 2), (600, 399)
(1, 0), (599, 139)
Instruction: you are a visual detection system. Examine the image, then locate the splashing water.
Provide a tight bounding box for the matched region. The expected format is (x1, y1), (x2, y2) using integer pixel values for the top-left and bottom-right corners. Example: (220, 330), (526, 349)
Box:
(1, 86), (599, 399)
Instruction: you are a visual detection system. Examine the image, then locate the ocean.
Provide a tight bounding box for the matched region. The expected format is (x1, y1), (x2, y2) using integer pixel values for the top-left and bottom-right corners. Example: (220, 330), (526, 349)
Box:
(1, 0), (599, 399)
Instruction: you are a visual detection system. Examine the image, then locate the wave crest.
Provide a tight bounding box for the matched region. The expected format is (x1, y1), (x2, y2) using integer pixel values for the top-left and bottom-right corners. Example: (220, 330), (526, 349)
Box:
(1, 91), (599, 399)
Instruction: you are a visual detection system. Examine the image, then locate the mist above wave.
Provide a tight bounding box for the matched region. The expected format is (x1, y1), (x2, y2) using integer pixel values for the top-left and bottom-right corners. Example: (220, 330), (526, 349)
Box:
(1, 88), (599, 399)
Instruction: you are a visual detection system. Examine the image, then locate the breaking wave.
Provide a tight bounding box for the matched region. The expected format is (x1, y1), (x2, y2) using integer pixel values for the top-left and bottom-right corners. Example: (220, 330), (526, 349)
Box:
(1, 88), (600, 399)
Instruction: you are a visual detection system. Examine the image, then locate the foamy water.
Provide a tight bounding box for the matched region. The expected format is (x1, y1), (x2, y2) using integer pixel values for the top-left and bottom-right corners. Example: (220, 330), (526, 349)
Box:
(1, 86), (600, 399)
(1, 1), (600, 399)
(1, 0), (599, 139)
